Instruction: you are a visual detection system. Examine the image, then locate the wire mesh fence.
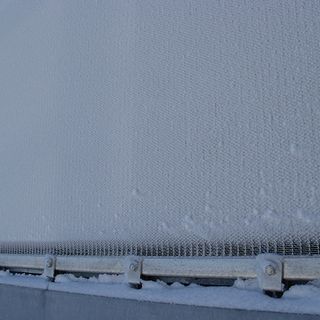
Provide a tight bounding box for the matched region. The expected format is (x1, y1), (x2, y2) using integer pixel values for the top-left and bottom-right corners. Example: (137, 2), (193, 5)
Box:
(1, 239), (320, 257)
(0, 1), (319, 258)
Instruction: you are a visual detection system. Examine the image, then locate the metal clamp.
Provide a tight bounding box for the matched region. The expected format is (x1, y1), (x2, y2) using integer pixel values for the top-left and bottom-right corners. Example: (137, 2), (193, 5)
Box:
(256, 254), (284, 292)
(126, 256), (142, 289)
(43, 254), (56, 280)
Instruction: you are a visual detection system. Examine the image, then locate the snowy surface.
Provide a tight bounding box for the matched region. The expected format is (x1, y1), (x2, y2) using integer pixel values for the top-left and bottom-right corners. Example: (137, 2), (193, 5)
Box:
(0, 271), (320, 315)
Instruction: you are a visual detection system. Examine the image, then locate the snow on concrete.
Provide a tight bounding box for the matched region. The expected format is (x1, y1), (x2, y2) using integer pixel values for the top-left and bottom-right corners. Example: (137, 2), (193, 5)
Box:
(0, 271), (320, 315)
(0, 271), (48, 290)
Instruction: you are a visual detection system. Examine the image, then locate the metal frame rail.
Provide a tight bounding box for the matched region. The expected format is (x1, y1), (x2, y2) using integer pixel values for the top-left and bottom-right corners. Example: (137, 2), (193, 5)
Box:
(0, 253), (319, 293)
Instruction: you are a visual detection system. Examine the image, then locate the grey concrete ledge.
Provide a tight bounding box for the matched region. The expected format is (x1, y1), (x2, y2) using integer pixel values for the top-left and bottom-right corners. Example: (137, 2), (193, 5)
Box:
(0, 283), (319, 320)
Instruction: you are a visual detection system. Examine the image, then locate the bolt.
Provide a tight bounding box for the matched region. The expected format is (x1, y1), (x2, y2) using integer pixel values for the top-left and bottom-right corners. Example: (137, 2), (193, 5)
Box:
(265, 264), (276, 276)
(129, 263), (138, 272)
(46, 258), (53, 268)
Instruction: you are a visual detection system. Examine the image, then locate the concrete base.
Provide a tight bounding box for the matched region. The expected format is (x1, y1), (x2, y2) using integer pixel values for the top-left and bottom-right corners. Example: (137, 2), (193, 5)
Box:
(0, 283), (319, 320)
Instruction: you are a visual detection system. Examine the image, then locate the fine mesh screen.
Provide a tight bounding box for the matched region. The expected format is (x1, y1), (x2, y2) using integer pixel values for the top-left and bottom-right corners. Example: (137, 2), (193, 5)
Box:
(0, 0), (320, 257)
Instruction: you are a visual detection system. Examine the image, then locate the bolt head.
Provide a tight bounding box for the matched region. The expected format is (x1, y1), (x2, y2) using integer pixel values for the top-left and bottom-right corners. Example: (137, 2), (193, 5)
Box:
(129, 263), (138, 272)
(46, 258), (53, 268)
(265, 264), (276, 276)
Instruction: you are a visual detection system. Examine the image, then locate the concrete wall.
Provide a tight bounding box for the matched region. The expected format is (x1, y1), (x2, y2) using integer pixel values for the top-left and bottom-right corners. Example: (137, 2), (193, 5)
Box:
(0, 283), (319, 320)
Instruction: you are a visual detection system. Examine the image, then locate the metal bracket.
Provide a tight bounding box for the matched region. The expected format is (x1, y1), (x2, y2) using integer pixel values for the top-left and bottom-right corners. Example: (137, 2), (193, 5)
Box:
(256, 254), (284, 292)
(126, 256), (142, 289)
(43, 255), (56, 280)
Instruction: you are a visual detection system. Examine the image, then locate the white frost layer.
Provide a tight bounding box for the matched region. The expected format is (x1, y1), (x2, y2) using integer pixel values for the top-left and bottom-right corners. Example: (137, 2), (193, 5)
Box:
(0, 1), (320, 247)
(1, 271), (320, 315)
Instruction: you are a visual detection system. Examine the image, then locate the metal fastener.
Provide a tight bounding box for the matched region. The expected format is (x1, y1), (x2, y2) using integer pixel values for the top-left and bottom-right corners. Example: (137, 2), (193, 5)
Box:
(265, 264), (276, 276)
(46, 258), (53, 268)
(129, 263), (138, 272)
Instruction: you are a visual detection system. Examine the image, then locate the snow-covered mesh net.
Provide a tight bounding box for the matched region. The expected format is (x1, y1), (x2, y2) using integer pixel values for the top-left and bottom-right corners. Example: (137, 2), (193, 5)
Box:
(0, 1), (320, 257)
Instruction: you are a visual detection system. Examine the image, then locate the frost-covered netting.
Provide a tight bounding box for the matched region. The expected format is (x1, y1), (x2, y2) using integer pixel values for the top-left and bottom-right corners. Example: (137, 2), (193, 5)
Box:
(0, 0), (320, 256)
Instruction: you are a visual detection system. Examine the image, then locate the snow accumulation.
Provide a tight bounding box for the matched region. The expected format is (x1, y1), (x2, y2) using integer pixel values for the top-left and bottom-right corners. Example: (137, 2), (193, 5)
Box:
(0, 271), (320, 315)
